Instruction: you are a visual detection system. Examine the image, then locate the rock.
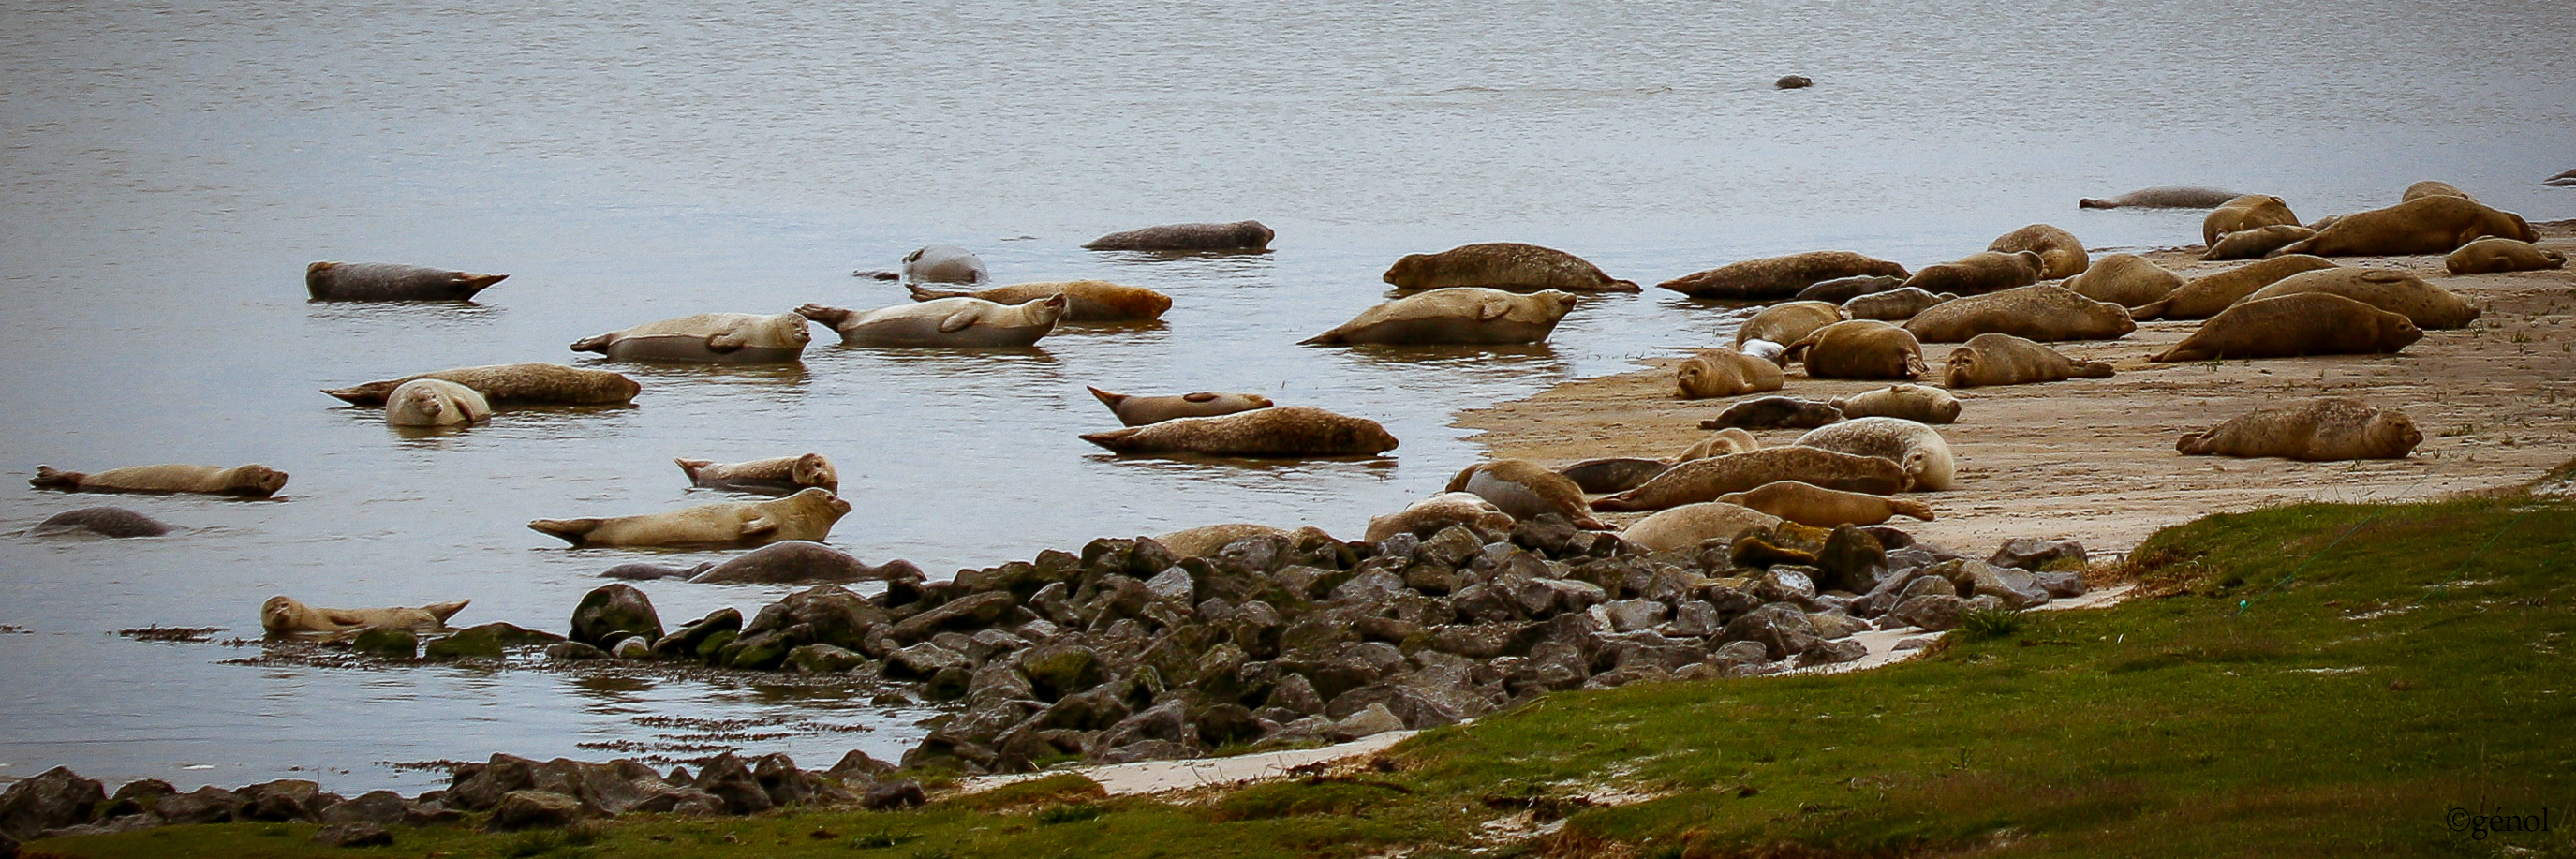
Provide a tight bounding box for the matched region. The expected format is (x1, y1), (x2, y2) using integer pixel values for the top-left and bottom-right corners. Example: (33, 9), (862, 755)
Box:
(1415, 526), (1486, 570)
(860, 779), (926, 810)
(653, 608), (744, 659)
(1806, 612), (1873, 640)
(236, 778), (325, 822)
(0, 766), (103, 840)
(1266, 672), (1325, 716)
(1144, 566), (1195, 603)
(1329, 568), (1408, 604)
(752, 753), (853, 808)
(1666, 600), (1725, 637)
(690, 754), (775, 815)
(1730, 523), (1829, 568)
(425, 625), (509, 659)
(1814, 525), (1887, 594)
(742, 585), (889, 652)
(1938, 559), (2050, 609)
(570, 584), (663, 649)
(352, 626), (418, 658)
(2035, 570), (2088, 598)
(1752, 568), (1819, 607)
(611, 635), (655, 659)
(485, 790), (587, 831)
(888, 642), (971, 680)
(1020, 644), (1106, 701)
(1901, 574), (1959, 600)
(546, 641), (608, 660)
(1888, 594), (1967, 630)
(690, 541), (921, 585)
(790, 643), (867, 674)
(1795, 638), (1869, 666)
(1095, 700), (1199, 756)
(1719, 603), (1821, 660)
(1709, 640), (1770, 668)
(1330, 703), (1407, 741)
(95, 779), (172, 822)
(149, 786), (243, 824)
(314, 822), (393, 848)
(827, 750), (897, 783)
(889, 590), (1016, 642)
(1989, 537), (2086, 570)
(1592, 599), (1670, 633)
(319, 790), (412, 826)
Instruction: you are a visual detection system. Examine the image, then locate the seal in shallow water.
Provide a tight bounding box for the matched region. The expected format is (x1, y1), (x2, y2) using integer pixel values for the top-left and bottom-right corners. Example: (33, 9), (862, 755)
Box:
(384, 378), (491, 427)
(1656, 251), (1909, 301)
(2178, 397), (2421, 461)
(906, 280), (1170, 322)
(1083, 220), (1274, 252)
(1079, 407), (1398, 457)
(2077, 186), (2242, 209)
(31, 464), (288, 498)
(901, 244), (989, 284)
(305, 261), (507, 301)
(28, 507), (171, 538)
(1383, 243), (1638, 292)
(1300, 289), (1578, 346)
(528, 487), (852, 548)
(1088, 387), (1275, 426)
(570, 312), (813, 363)
(261, 595), (469, 636)
(323, 363), (641, 407)
(797, 295), (1067, 347)
(675, 452), (839, 494)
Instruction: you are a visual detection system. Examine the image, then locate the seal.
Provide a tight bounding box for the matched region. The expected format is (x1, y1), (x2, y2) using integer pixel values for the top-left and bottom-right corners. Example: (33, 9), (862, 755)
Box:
(2549, 169), (2576, 187)
(1677, 348), (1787, 399)
(1300, 288), (1578, 346)
(1079, 406), (1398, 457)
(1792, 274), (1905, 304)
(676, 452), (839, 494)
(1591, 447), (1911, 512)
(2128, 255), (2339, 320)
(1775, 75), (1813, 89)
(2402, 180), (2476, 203)
(322, 363), (641, 407)
(796, 295), (1067, 348)
(31, 464), (288, 498)
(1842, 287), (1955, 321)
(1787, 319), (1928, 379)
(1555, 458), (1674, 494)
(1155, 524), (1338, 559)
(1830, 383), (1962, 423)
(2446, 237), (2568, 274)
(2202, 195), (2301, 245)
(28, 507), (171, 538)
(2077, 186), (2243, 209)
(1088, 387), (1275, 426)
(384, 378), (491, 427)
(1676, 427), (1763, 461)
(1719, 481), (1935, 528)
(528, 487), (852, 548)
(1795, 416), (1957, 491)
(1364, 492), (1517, 542)
(2149, 293), (2421, 362)
(1657, 251), (1909, 300)
(2202, 225), (2317, 260)
(1902, 285), (2136, 343)
(1943, 333), (2115, 389)
(1739, 338), (1787, 365)
(1898, 250), (2044, 296)
(901, 245), (990, 284)
(1699, 395), (1845, 430)
(1985, 224), (2090, 279)
(1447, 459), (1609, 529)
(1620, 502), (1784, 553)
(688, 541), (923, 585)
(2268, 195), (2536, 257)
(906, 280), (1171, 322)
(570, 312), (813, 363)
(1382, 243), (1639, 292)
(599, 562), (696, 581)
(2063, 253), (2183, 306)
(2243, 267), (2480, 329)
(305, 261), (507, 302)
(2178, 397), (2421, 461)
(1734, 301), (1846, 349)
(1083, 220), (1275, 252)
(260, 595), (469, 637)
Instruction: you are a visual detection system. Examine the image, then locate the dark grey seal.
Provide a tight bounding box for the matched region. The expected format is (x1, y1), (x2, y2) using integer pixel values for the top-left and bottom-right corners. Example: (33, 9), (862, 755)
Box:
(901, 245), (989, 284)
(1083, 220), (1275, 252)
(1699, 396), (1845, 430)
(688, 541), (924, 585)
(1555, 458), (1673, 494)
(29, 507), (171, 538)
(305, 261), (507, 301)
(2076, 186), (2243, 209)
(1774, 75), (1813, 89)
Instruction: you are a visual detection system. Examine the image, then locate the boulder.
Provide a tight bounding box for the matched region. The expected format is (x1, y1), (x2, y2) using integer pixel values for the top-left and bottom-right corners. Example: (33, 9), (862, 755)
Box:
(746, 585), (890, 651)
(235, 778), (325, 822)
(690, 754), (775, 815)
(314, 822), (393, 848)
(570, 584), (663, 649)
(1888, 594), (1968, 631)
(1989, 537), (2086, 570)
(889, 590), (1017, 642)
(1814, 525), (1887, 594)
(1329, 703), (1407, 741)
(0, 767), (103, 841)
(148, 786), (243, 825)
(485, 790), (587, 831)
(1592, 600), (1670, 633)
(860, 779), (926, 810)
(653, 608), (744, 659)
(319, 790), (413, 826)
(1719, 603), (1822, 660)
(1795, 638), (1870, 667)
(352, 626), (418, 658)
(789, 643), (867, 674)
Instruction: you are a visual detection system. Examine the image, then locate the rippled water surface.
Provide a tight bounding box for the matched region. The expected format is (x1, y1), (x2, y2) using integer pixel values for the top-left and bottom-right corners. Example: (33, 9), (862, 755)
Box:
(3, 0), (2569, 793)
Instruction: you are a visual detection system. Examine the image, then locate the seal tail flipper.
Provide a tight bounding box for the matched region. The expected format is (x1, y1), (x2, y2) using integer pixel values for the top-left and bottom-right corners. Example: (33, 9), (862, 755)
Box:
(528, 518), (601, 545)
(2177, 433), (2209, 455)
(907, 285), (966, 303)
(1894, 500), (1936, 522)
(1087, 386), (1126, 409)
(2129, 300), (2168, 321)
(793, 304), (852, 327)
(2079, 362), (2117, 379)
(1296, 330), (1345, 346)
(675, 458), (713, 481)
(2264, 238), (2317, 258)
(1078, 429), (1140, 452)
(320, 383), (394, 406)
(422, 600), (470, 624)
(29, 466), (79, 490)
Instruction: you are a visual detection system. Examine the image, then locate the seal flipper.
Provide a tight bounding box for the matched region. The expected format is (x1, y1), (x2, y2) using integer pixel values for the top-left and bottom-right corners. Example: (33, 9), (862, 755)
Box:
(1476, 299), (1512, 321)
(528, 518), (602, 545)
(30, 466), (81, 490)
(675, 458), (714, 481)
(1087, 386), (1127, 408)
(938, 307), (983, 333)
(908, 285), (969, 303)
(740, 515), (780, 537)
(422, 600), (470, 624)
(1182, 392), (1219, 403)
(794, 304), (853, 329)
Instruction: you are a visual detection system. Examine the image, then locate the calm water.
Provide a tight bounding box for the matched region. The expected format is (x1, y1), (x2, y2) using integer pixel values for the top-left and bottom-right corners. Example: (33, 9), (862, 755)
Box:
(2, 0), (2569, 794)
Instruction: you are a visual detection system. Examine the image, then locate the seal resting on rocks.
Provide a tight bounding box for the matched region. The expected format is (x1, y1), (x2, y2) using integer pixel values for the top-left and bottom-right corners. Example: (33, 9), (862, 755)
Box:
(1902, 285), (2136, 343)
(1720, 481), (1934, 528)
(570, 312), (813, 363)
(1734, 301), (1845, 349)
(1699, 396), (1844, 430)
(2129, 255), (2339, 320)
(1899, 250), (2044, 296)
(1792, 274), (1903, 304)
(2202, 225), (2316, 260)
(323, 363), (641, 407)
(2203, 195), (2301, 245)
(1842, 287), (1954, 321)
(2268, 195), (2536, 257)
(1156, 524), (1336, 558)
(2445, 237), (2567, 274)
(1593, 447), (1910, 512)
(1986, 224), (2090, 279)
(2403, 180), (2476, 202)
(1084, 220), (1274, 252)
(688, 541), (921, 584)
(1364, 493), (1516, 542)
(676, 452), (838, 494)
(2078, 186), (2243, 209)
(260, 595), (468, 637)
(2150, 293), (2421, 362)
(906, 281), (1170, 322)
(1079, 407), (1397, 457)
(1944, 333), (2115, 389)
(31, 464), (287, 498)
(2178, 397), (2422, 461)
(1788, 319), (1927, 379)
(1447, 459), (1609, 529)
(1796, 417), (1957, 491)
(1382, 243), (1638, 292)
(1088, 387), (1275, 426)
(1655, 251), (1908, 300)
(2243, 267), (2480, 329)
(900, 244), (989, 284)
(1676, 348), (1786, 399)
(1300, 288), (1578, 346)
(305, 261), (507, 302)
(2063, 253), (2183, 306)
(384, 378), (491, 427)
(797, 295), (1067, 347)
(528, 488), (852, 548)
(1620, 502), (1783, 553)
(28, 507), (171, 538)
(1831, 384), (1961, 423)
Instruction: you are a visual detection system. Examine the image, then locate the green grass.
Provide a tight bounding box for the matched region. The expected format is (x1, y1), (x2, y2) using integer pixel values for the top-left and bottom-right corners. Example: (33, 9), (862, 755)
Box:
(29, 496), (2576, 858)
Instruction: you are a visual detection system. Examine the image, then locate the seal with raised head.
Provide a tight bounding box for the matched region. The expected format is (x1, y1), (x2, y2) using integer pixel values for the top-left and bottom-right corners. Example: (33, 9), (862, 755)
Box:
(1155, 524), (1338, 559)
(2402, 180), (2476, 203)
(528, 487), (852, 548)
(797, 295), (1067, 347)
(1300, 288), (1578, 346)
(1796, 417), (1957, 491)
(1830, 383), (1962, 423)
(570, 312), (813, 363)
(1734, 301), (1846, 349)
(2077, 186), (2243, 209)
(2268, 195), (2536, 258)
(2129, 255), (2339, 320)
(1620, 502), (1784, 553)
(1088, 387), (1275, 426)
(31, 464), (288, 498)
(2203, 225), (2317, 260)
(1719, 481), (1934, 528)
(1079, 406), (1398, 457)
(1902, 284), (2135, 343)
(28, 507), (172, 538)
(1699, 395), (1845, 430)
(1842, 287), (1955, 321)
(1898, 250), (2045, 296)
(2178, 397), (2421, 461)
(688, 541), (922, 585)
(2243, 267), (2480, 329)
(1364, 492), (1517, 542)
(305, 261), (507, 302)
(900, 244), (989, 284)
(260, 595), (469, 637)
(1788, 319), (1928, 379)
(383, 378), (491, 427)
(1655, 251), (1909, 300)
(1591, 447), (1911, 512)
(1943, 333), (2115, 389)
(2446, 237), (2568, 274)
(1447, 459), (1609, 529)
(323, 363), (641, 407)
(2150, 293), (2421, 363)
(2203, 195), (2301, 245)
(1083, 220), (1274, 252)
(2063, 253), (2183, 306)
(676, 452), (839, 494)
(1986, 224), (2090, 279)
(1793, 274), (1904, 304)
(906, 280), (1171, 322)
(1383, 243), (1639, 292)
(1676, 348), (1787, 399)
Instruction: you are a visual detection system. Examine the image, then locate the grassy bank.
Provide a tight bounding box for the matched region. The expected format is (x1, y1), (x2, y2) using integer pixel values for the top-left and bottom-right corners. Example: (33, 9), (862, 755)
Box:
(32, 496), (2575, 858)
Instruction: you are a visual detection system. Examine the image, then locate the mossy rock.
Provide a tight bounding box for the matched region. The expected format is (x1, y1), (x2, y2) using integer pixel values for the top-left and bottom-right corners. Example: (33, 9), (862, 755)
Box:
(718, 630), (793, 671)
(423, 625), (506, 659)
(789, 643), (866, 674)
(351, 626), (417, 659)
(1731, 522), (1834, 569)
(692, 629), (739, 663)
(570, 583), (664, 649)
(1021, 644), (1103, 701)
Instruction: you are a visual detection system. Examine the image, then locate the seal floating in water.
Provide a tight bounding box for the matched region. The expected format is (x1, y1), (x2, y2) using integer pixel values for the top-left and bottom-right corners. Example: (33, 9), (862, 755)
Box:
(1088, 387), (1275, 426)
(261, 595), (469, 637)
(676, 452), (839, 494)
(2078, 186), (2243, 209)
(1083, 220), (1274, 252)
(28, 507), (171, 538)
(1080, 407), (1398, 458)
(31, 464), (288, 498)
(570, 312), (813, 363)
(1301, 288), (1578, 346)
(323, 363), (641, 407)
(305, 261), (506, 301)
(528, 487), (852, 549)
(900, 244), (990, 284)
(905, 281), (1170, 322)
(384, 378), (492, 427)
(797, 296), (1067, 348)
(1383, 243), (1638, 292)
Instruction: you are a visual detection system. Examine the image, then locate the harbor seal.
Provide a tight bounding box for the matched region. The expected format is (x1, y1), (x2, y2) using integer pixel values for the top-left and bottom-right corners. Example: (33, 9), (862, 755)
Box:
(2129, 255), (2339, 320)
(1898, 251), (2044, 296)
(1448, 459), (1608, 529)
(2446, 237), (2568, 274)
(1382, 243), (1639, 292)
(901, 245), (990, 284)
(676, 452), (839, 494)
(1592, 447), (1911, 512)
(1775, 75), (1813, 89)
(1901, 285), (2136, 343)
(1792, 274), (1904, 304)
(1719, 481), (1934, 528)
(1734, 301), (1846, 349)
(1943, 333), (2114, 388)
(1155, 524), (1337, 559)
(2402, 181), (2476, 203)
(1739, 338), (1787, 365)
(31, 464), (288, 498)
(1079, 406), (1398, 457)
(1677, 427), (1763, 461)
(1300, 288), (1578, 346)
(2062, 253), (2182, 306)
(305, 261), (507, 302)
(2243, 268), (2480, 329)
(797, 295), (1067, 347)
(2202, 195), (2301, 245)
(688, 541), (922, 585)
(28, 507), (171, 538)
(1620, 502), (1783, 553)
(261, 595), (469, 637)
(1364, 493), (1517, 542)
(2548, 169), (2576, 187)
(2178, 397), (2421, 461)
(1985, 224), (2090, 279)
(1555, 459), (1674, 494)
(322, 363), (641, 407)
(1796, 417), (1957, 491)
(1842, 287), (1955, 321)
(2268, 195), (2536, 257)
(2077, 186), (2243, 209)
(528, 487), (852, 548)
(906, 280), (1171, 322)
(2202, 225), (2317, 260)
(1788, 319), (1928, 379)
(1088, 387), (1275, 426)
(1676, 348), (1787, 399)
(570, 312), (813, 363)
(1655, 251), (1909, 301)
(383, 378), (492, 427)
(1083, 220), (1275, 252)
(1699, 396), (1845, 430)
(1830, 384), (1961, 424)
(2149, 293), (2421, 362)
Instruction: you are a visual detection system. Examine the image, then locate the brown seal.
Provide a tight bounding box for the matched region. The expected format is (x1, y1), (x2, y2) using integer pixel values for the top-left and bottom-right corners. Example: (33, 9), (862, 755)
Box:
(1842, 287), (1955, 321)
(1364, 493), (1517, 542)
(2269, 195), (2537, 257)
(675, 452), (839, 494)
(2243, 268), (2480, 329)
(1985, 224), (2090, 279)
(1300, 289), (1578, 346)
(1447, 459), (1609, 529)
(2401, 181), (2476, 203)
(1902, 285), (2136, 343)
(570, 312), (813, 363)
(1719, 481), (1934, 528)
(1083, 220), (1274, 252)
(1943, 333), (2115, 389)
(2202, 225), (2317, 260)
(323, 363), (641, 407)
(1796, 417), (1957, 491)
(1088, 387), (1275, 426)
(1155, 524), (1337, 559)
(1079, 406), (1398, 457)
(1898, 251), (2044, 296)
(1734, 301), (1846, 348)
(2062, 253), (2183, 307)
(1655, 251), (1909, 300)
(261, 595), (469, 637)
(2129, 255), (2339, 320)
(907, 280), (1171, 322)
(1788, 319), (1928, 379)
(1619, 502), (1783, 552)
(2202, 195), (2301, 245)
(1829, 384), (1961, 423)
(1591, 447), (1911, 512)
(1555, 459), (1675, 495)
(1676, 348), (1787, 399)
(2445, 238), (2567, 275)
(2078, 186), (2243, 209)
(29, 507), (172, 538)
(2150, 293), (2421, 362)
(798, 296), (1067, 347)
(687, 541), (922, 585)
(31, 464), (287, 498)
(305, 261), (506, 302)
(2178, 397), (2421, 461)
(384, 378), (492, 427)
(1383, 243), (1639, 292)
(528, 487), (852, 548)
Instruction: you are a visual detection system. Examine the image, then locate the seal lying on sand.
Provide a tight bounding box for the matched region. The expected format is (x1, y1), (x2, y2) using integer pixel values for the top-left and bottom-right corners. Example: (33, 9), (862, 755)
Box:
(1656, 251), (1909, 301)
(1084, 220), (1274, 252)
(2150, 293), (2421, 362)
(1365, 493), (1516, 542)
(2063, 253), (2182, 307)
(1700, 396), (1845, 430)
(2403, 181), (2476, 203)
(1943, 333), (2115, 389)
(1899, 251), (2044, 296)
(797, 296), (1067, 347)
(1676, 348), (1786, 399)
(1796, 417), (1957, 491)
(1793, 274), (1904, 304)
(1735, 301), (1845, 349)
(528, 488), (852, 548)
(906, 281), (1170, 322)
(1383, 243), (1638, 292)
(1088, 387), (1275, 426)
(1447, 459), (1608, 529)
(261, 595), (468, 637)
(1902, 285), (2135, 343)
(571, 312), (813, 363)
(28, 507), (171, 538)
(323, 363), (641, 407)
(2445, 237), (2568, 274)
(1788, 319), (1926, 379)
(2129, 255), (2338, 321)
(2078, 186), (2242, 209)
(2178, 397), (2421, 461)
(2269, 195), (2536, 257)
(1720, 481), (1934, 528)
(2203, 195), (2301, 246)
(384, 378), (492, 427)
(1842, 287), (1954, 321)
(1301, 289), (1578, 346)
(1830, 384), (1961, 423)
(305, 261), (507, 301)
(2243, 267), (2480, 329)
(1080, 407), (1398, 457)
(1593, 447), (1911, 512)
(2202, 225), (2317, 260)
(901, 244), (989, 284)
(676, 452), (839, 494)
(31, 464), (288, 498)
(1986, 224), (2089, 279)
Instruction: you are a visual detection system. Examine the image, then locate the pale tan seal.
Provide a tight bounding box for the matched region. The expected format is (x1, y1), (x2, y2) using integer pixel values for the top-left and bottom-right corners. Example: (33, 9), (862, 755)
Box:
(1591, 447), (1912, 512)
(2243, 267), (2480, 329)
(675, 452), (839, 494)
(1383, 243), (1639, 292)
(1898, 250), (2045, 296)
(305, 261), (506, 302)
(2149, 293), (2421, 363)
(2402, 180), (2476, 203)
(1084, 220), (1274, 252)
(1842, 287), (1955, 321)
(1655, 251), (1909, 300)
(907, 280), (1171, 322)
(1902, 284), (2135, 343)
(1738, 338), (1788, 365)
(2062, 253), (2183, 306)
(1619, 502), (1784, 553)
(1829, 384), (1961, 423)
(1734, 301), (1846, 349)
(323, 363), (641, 407)
(1676, 427), (1762, 461)
(2446, 238), (2568, 274)
(1943, 333), (2115, 389)
(1156, 524), (1337, 558)
(384, 378), (492, 427)
(2129, 255), (2339, 320)
(1786, 320), (1926, 380)
(2201, 225), (2317, 260)
(1447, 459), (1609, 529)
(2269, 195), (2536, 257)
(528, 487), (852, 548)
(1087, 387), (1275, 426)
(797, 295), (1067, 347)
(31, 464), (288, 498)
(900, 244), (989, 284)
(1079, 406), (1398, 457)
(2078, 186), (2243, 209)
(261, 595), (469, 637)
(1364, 493), (1517, 542)
(1719, 481), (1935, 528)
(2178, 397), (2422, 461)
(2202, 194), (2300, 245)
(1985, 224), (2090, 279)
(570, 312), (813, 363)
(1300, 288), (1578, 346)
(1676, 348), (1787, 399)
(1796, 417), (1957, 491)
